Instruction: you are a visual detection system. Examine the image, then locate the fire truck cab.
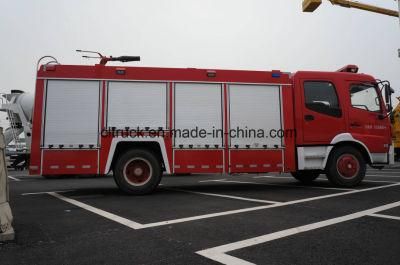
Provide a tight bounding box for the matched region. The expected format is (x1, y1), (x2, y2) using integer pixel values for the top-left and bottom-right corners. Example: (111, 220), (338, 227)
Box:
(29, 60), (394, 194)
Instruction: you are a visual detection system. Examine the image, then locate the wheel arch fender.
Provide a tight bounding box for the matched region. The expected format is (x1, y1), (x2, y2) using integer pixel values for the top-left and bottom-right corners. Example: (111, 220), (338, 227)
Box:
(323, 133), (373, 168)
(104, 137), (171, 174)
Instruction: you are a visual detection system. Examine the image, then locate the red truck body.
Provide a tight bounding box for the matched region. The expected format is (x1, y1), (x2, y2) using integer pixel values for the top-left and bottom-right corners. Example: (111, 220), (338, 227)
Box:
(29, 63), (393, 193)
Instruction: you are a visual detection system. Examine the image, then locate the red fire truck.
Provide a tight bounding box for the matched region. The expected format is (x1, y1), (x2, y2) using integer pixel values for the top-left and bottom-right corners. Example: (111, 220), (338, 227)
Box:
(29, 54), (394, 194)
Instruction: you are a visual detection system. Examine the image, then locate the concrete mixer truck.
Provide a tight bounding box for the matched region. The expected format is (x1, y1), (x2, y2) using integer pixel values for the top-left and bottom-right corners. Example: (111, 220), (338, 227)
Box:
(0, 90), (33, 170)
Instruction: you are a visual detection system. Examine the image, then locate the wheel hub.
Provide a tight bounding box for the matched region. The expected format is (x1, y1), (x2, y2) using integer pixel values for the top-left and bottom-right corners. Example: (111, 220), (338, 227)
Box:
(124, 158), (152, 186)
(134, 168), (143, 176)
(337, 154), (360, 179)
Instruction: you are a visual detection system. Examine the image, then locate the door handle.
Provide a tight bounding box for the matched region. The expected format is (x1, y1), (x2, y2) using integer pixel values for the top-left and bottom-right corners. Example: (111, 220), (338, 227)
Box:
(304, 115), (314, 121)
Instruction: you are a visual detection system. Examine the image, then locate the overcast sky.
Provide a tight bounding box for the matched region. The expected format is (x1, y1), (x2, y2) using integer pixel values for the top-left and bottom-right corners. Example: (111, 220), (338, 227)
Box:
(0, 0), (399, 127)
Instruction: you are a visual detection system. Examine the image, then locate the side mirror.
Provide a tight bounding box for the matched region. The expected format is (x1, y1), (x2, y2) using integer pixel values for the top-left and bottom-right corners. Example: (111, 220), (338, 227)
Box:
(384, 84), (391, 103)
(384, 84), (394, 112)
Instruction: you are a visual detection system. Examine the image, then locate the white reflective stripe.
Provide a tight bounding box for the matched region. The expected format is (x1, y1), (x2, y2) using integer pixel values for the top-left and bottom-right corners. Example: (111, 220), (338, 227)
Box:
(216, 165), (223, 169)
(249, 164), (257, 168)
(82, 165), (91, 169)
(50, 165), (59, 169)
(263, 164), (270, 167)
(174, 165), (181, 169)
(29, 165), (39, 170)
(66, 165), (75, 169)
(201, 165), (210, 169)
(277, 164), (283, 167)
(187, 165), (195, 169)
(236, 165), (243, 168)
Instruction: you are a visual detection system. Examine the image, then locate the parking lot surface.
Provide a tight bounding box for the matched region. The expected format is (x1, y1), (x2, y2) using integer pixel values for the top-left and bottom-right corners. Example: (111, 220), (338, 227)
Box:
(1, 166), (400, 265)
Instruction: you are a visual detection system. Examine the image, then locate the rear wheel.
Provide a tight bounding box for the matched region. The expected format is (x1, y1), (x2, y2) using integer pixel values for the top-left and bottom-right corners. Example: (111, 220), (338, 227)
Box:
(291, 171), (320, 184)
(113, 149), (162, 195)
(326, 146), (366, 187)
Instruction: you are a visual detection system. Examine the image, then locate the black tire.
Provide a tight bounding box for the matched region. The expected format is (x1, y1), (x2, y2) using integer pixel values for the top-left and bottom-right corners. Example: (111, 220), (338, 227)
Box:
(113, 149), (162, 195)
(291, 171), (320, 184)
(326, 146), (366, 187)
(395, 148), (400, 161)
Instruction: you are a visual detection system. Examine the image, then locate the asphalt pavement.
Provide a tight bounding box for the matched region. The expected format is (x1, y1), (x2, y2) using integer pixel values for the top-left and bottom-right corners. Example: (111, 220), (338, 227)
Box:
(1, 166), (400, 265)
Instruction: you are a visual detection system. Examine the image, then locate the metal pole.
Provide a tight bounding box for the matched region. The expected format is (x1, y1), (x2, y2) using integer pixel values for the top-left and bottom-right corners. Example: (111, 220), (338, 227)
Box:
(329, 0), (399, 17)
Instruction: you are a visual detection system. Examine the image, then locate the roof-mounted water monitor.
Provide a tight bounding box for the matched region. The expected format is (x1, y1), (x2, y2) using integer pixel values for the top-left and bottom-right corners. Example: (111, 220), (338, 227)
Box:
(76, 50), (140, 65)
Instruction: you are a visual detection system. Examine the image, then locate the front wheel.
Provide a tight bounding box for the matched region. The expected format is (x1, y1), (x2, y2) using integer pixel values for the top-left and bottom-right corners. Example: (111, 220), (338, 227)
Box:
(326, 146), (366, 187)
(291, 171), (320, 184)
(113, 149), (162, 195)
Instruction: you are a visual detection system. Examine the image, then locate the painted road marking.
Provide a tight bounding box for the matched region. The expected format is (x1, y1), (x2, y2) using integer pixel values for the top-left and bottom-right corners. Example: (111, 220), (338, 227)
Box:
(47, 192), (145, 229)
(366, 174), (400, 178)
(47, 183), (400, 230)
(368, 169), (400, 172)
(258, 175), (397, 184)
(253, 176), (292, 179)
(21, 190), (75, 196)
(199, 179), (227, 183)
(208, 179), (355, 191)
(196, 200), (400, 265)
(317, 177), (397, 184)
(257, 175), (398, 184)
(369, 213), (400, 221)
(166, 188), (280, 204)
(8, 175), (21, 181)
(360, 180), (398, 184)
(140, 183), (400, 228)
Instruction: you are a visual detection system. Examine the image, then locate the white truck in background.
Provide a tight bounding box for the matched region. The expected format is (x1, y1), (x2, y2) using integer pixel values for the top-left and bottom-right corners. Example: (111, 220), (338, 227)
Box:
(0, 90), (33, 170)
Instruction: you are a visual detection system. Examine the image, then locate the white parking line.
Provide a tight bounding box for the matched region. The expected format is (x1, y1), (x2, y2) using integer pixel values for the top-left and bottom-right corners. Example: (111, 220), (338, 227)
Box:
(318, 177), (397, 184)
(8, 175), (21, 181)
(199, 179), (227, 183)
(259, 175), (398, 184)
(47, 183), (400, 230)
(140, 183), (400, 229)
(47, 192), (145, 229)
(166, 188), (280, 204)
(366, 175), (400, 178)
(369, 213), (400, 221)
(253, 176), (292, 179)
(368, 169), (400, 173)
(208, 179), (355, 191)
(361, 180), (398, 184)
(196, 200), (400, 265)
(22, 190), (74, 196)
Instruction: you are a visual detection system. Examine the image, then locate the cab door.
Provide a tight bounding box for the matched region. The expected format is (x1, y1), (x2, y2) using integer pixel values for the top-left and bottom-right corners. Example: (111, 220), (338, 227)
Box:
(346, 82), (390, 159)
(298, 78), (346, 144)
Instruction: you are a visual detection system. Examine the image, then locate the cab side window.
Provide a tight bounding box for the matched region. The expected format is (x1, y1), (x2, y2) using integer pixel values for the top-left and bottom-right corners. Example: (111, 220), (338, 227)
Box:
(350, 84), (381, 112)
(304, 81), (342, 118)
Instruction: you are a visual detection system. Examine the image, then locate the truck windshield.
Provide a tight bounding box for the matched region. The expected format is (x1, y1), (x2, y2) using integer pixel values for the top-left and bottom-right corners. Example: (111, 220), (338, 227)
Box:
(350, 84), (381, 112)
